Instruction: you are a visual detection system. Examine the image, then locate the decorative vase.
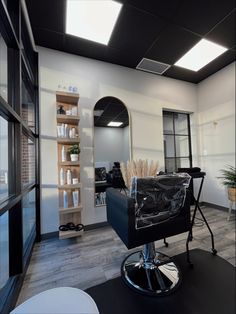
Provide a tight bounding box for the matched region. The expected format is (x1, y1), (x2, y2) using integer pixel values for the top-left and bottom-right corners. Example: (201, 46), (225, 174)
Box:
(228, 188), (236, 202)
(70, 154), (78, 162)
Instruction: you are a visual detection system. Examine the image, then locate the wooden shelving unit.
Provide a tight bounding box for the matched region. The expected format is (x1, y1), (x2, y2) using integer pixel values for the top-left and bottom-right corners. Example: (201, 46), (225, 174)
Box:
(59, 205), (83, 214)
(56, 114), (80, 124)
(58, 161), (80, 166)
(56, 91), (80, 105)
(57, 138), (80, 144)
(95, 192), (107, 207)
(56, 91), (83, 240)
(58, 183), (82, 189)
(59, 229), (84, 240)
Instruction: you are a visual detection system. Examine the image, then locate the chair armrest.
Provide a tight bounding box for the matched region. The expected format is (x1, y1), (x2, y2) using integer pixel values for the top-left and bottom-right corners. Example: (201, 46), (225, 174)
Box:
(106, 188), (135, 248)
(106, 188), (135, 216)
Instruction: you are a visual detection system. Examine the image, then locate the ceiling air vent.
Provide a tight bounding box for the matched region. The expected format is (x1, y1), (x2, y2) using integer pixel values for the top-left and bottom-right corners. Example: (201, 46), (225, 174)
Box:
(136, 58), (170, 75)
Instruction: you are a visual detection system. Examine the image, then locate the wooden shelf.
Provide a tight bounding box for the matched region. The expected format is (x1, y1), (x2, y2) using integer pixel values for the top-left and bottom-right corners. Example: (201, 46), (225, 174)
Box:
(56, 90), (83, 240)
(58, 183), (82, 189)
(59, 229), (83, 239)
(56, 91), (79, 105)
(58, 161), (80, 166)
(59, 205), (83, 214)
(57, 114), (80, 124)
(57, 138), (79, 144)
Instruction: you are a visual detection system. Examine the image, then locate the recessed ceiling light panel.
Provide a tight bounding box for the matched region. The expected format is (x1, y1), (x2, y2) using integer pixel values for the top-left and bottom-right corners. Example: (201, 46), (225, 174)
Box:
(136, 58), (171, 75)
(66, 0), (122, 45)
(174, 39), (228, 72)
(107, 121), (123, 127)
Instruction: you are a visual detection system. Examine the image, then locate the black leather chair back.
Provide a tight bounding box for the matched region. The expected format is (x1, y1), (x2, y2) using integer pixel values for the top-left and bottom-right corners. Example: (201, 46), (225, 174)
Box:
(130, 173), (191, 229)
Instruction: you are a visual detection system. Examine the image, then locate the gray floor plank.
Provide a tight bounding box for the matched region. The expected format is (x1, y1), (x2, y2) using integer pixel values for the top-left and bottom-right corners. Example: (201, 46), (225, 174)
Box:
(17, 207), (235, 305)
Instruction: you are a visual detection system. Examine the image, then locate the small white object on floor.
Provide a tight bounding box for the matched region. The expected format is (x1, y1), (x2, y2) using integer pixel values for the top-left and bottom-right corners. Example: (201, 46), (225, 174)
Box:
(11, 287), (99, 314)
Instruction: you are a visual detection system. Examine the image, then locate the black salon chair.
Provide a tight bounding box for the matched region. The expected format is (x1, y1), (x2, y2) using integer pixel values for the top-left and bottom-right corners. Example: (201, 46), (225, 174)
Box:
(106, 173), (191, 296)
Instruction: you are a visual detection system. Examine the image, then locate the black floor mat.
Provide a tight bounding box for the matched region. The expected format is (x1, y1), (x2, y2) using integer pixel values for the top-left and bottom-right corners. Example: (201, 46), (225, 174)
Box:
(86, 249), (235, 314)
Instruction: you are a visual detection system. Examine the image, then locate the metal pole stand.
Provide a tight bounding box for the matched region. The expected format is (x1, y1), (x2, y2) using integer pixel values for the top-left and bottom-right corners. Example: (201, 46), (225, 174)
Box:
(186, 172), (217, 266)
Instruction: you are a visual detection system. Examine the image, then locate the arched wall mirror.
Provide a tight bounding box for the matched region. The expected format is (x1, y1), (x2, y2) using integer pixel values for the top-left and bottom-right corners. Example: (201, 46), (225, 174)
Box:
(93, 96), (130, 207)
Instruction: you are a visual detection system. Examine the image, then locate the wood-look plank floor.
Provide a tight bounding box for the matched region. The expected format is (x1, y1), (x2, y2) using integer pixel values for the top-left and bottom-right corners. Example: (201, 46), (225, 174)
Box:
(18, 206), (235, 305)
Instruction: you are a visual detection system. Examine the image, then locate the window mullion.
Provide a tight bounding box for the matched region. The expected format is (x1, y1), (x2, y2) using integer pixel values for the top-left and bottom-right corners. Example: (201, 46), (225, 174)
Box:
(172, 113), (177, 171)
(187, 114), (193, 167)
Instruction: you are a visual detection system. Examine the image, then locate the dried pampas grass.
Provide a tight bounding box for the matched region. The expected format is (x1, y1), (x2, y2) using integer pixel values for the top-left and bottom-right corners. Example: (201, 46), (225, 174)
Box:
(120, 159), (159, 189)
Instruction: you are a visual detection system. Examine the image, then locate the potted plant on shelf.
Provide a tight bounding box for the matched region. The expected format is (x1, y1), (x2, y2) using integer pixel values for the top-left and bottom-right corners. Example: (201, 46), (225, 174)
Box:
(68, 145), (80, 162)
(218, 165), (236, 202)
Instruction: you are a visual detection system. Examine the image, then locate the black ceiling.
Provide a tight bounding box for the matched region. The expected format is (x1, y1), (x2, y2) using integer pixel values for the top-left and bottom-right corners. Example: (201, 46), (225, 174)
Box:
(94, 97), (129, 128)
(26, 0), (235, 83)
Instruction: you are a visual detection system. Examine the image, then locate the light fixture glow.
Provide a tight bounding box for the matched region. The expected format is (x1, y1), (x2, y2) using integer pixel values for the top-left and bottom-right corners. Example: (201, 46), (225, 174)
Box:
(66, 0), (122, 45)
(107, 121), (123, 127)
(174, 39), (228, 71)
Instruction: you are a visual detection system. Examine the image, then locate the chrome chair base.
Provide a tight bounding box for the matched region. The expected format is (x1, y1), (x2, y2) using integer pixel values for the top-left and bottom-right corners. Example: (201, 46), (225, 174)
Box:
(121, 243), (181, 296)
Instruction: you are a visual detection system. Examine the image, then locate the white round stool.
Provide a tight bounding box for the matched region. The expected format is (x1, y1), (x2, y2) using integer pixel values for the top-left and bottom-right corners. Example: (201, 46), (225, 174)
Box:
(11, 287), (99, 314)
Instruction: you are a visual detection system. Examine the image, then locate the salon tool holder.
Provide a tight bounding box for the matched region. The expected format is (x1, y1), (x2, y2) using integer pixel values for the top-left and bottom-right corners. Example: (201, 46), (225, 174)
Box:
(184, 171), (217, 264)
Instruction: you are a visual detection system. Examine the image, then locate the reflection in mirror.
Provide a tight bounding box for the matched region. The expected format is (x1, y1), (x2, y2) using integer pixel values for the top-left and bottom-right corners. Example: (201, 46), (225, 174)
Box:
(93, 96), (130, 207)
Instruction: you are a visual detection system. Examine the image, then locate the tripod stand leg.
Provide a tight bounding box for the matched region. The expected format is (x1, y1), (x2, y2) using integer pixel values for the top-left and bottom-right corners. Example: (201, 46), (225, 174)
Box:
(186, 233), (193, 267)
(186, 195), (198, 267)
(189, 176), (205, 241)
(163, 238), (168, 247)
(196, 204), (217, 255)
(188, 202), (198, 241)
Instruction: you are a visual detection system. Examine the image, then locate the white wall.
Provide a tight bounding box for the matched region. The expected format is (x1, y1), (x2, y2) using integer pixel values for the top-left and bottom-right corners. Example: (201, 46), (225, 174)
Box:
(122, 126), (130, 162)
(94, 127), (124, 166)
(94, 126), (130, 167)
(197, 62), (235, 208)
(38, 46), (198, 234)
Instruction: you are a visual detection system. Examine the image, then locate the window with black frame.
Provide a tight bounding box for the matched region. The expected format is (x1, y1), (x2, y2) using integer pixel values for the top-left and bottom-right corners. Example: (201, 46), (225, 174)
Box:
(0, 117), (8, 202)
(22, 188), (36, 250)
(163, 111), (192, 173)
(0, 211), (9, 290)
(0, 2), (39, 313)
(22, 67), (36, 132)
(0, 33), (8, 102)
